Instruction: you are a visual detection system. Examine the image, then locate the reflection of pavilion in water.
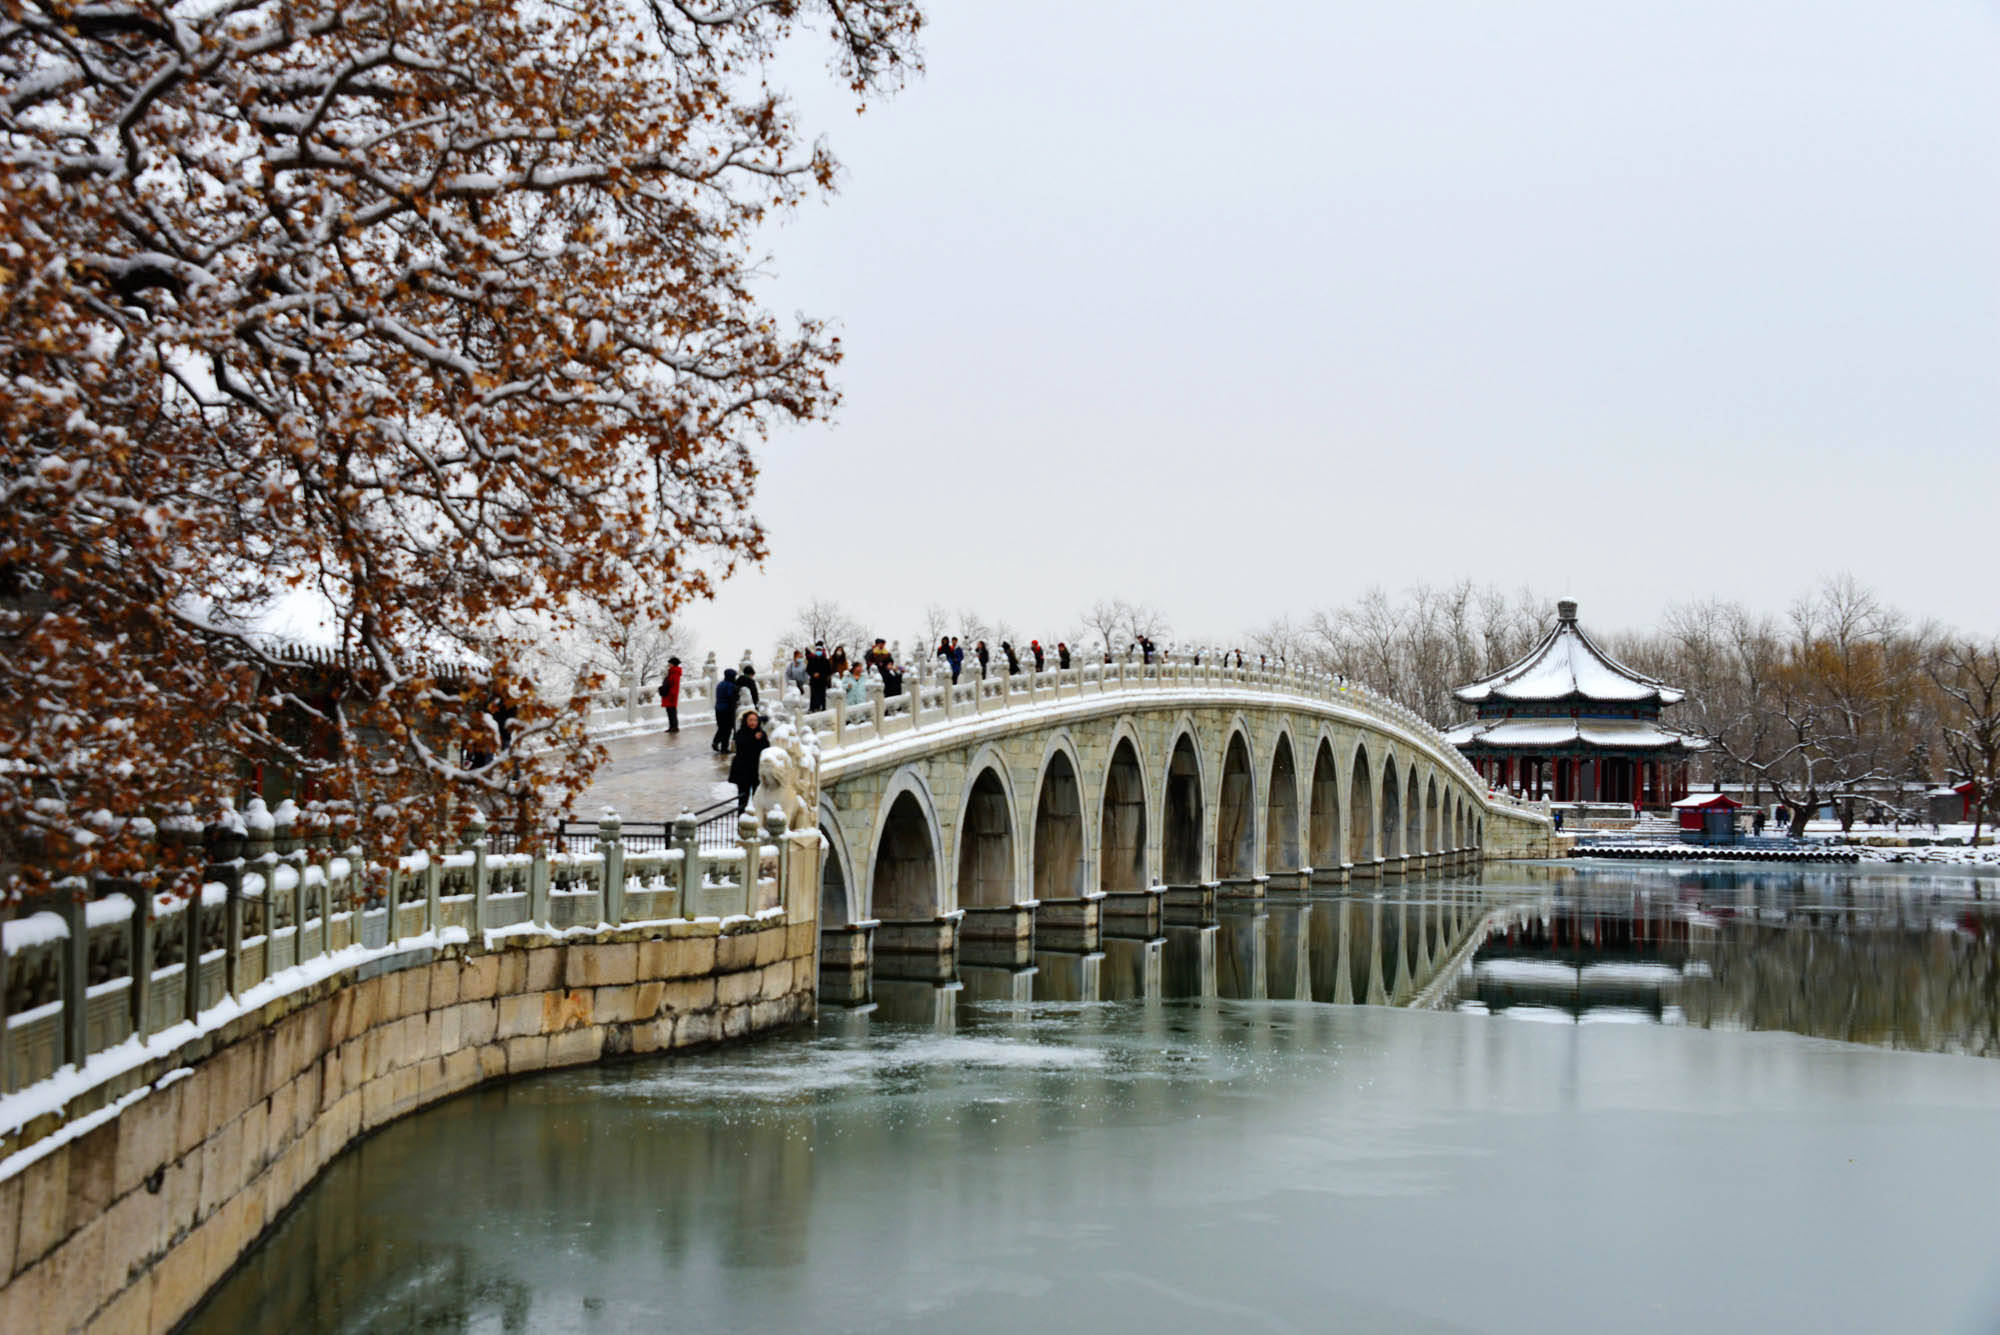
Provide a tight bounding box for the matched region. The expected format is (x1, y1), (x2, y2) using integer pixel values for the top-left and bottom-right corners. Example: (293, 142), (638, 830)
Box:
(1454, 862), (2000, 1057)
(843, 874), (1500, 1028)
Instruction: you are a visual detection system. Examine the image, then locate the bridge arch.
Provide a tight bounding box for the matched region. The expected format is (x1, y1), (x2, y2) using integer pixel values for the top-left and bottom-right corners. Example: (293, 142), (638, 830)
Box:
(955, 748), (1020, 910)
(1162, 724), (1207, 884)
(870, 770), (944, 922)
(1379, 754), (1403, 859)
(1308, 733), (1343, 872)
(1425, 775), (1440, 856)
(817, 799), (858, 927)
(1348, 741), (1376, 864)
(1265, 729), (1302, 877)
(1099, 728), (1152, 894)
(1404, 766), (1421, 861)
(1031, 734), (1092, 900)
(1215, 725), (1259, 881)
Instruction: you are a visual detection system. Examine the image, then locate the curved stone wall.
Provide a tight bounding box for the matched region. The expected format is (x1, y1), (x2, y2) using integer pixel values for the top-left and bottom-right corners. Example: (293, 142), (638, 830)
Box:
(0, 913), (816, 1334)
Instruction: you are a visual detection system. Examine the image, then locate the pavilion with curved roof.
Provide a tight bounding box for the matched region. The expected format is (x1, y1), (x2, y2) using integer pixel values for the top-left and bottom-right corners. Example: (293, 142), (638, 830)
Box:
(1444, 599), (1704, 808)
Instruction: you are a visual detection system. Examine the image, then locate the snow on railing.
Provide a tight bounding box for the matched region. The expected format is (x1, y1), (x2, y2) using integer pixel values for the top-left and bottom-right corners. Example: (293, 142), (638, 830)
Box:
(798, 655), (1490, 791)
(0, 800), (800, 1104)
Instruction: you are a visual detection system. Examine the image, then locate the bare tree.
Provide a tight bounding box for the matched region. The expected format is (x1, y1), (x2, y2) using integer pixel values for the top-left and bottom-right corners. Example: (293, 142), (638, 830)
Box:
(773, 597), (868, 663)
(1931, 638), (2000, 846)
(1081, 599), (1128, 659)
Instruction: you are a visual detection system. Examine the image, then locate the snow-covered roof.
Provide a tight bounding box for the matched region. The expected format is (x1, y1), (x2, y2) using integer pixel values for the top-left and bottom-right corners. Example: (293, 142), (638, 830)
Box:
(1453, 601), (1684, 706)
(181, 581), (484, 670)
(1672, 792), (1741, 809)
(1443, 716), (1706, 752)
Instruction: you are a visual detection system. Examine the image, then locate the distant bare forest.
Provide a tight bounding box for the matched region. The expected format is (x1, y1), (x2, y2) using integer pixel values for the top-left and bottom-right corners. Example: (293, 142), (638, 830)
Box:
(1244, 577), (2000, 833)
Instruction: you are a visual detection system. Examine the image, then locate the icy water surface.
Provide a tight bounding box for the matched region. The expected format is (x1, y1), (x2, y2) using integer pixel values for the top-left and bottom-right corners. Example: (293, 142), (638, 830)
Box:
(187, 864), (2000, 1334)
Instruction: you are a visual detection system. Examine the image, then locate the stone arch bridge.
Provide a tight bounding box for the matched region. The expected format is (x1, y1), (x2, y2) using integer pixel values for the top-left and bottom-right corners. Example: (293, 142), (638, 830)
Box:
(792, 659), (1555, 977)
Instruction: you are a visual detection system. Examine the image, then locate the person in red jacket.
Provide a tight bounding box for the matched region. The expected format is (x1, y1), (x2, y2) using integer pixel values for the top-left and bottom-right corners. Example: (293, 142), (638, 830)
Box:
(659, 656), (683, 734)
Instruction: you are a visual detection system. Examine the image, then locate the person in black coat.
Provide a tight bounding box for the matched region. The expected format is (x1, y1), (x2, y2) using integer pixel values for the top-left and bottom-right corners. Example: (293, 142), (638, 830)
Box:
(712, 668), (739, 753)
(1057, 642), (1071, 670)
(1001, 641), (1020, 675)
(879, 661), (904, 698)
(805, 642), (831, 713)
(729, 711), (769, 813)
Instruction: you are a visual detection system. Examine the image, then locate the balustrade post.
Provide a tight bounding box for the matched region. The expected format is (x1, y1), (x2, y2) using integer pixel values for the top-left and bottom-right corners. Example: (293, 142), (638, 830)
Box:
(832, 691), (847, 742)
(764, 807), (790, 913)
(909, 676), (923, 730)
(672, 810), (701, 910)
(423, 846), (441, 936)
(57, 883), (85, 1071)
(942, 673), (956, 720)
(217, 862), (243, 1000)
(528, 846), (551, 926)
(736, 809), (762, 918)
(183, 876), (203, 1024)
(600, 811), (626, 926)
(869, 679), (885, 732)
(623, 669), (639, 727)
(465, 810), (490, 935)
(130, 875), (153, 1038)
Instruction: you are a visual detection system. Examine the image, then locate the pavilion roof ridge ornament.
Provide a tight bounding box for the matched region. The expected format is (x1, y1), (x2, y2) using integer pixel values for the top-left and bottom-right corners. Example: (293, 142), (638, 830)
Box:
(1452, 599), (1684, 707)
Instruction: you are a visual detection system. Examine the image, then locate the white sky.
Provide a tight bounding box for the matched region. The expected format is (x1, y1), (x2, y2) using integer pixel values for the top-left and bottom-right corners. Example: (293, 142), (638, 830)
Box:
(675, 0), (2000, 661)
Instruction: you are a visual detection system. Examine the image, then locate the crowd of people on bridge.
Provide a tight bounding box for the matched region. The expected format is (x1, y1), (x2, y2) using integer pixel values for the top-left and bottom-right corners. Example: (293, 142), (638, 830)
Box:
(659, 627), (1306, 818)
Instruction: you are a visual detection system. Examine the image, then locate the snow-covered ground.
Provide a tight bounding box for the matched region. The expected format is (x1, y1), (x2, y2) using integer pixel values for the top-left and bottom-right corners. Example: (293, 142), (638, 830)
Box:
(1798, 820), (2000, 865)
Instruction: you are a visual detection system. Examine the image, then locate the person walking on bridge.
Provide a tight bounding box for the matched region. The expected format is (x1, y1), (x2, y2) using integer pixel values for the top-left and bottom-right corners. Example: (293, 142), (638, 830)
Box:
(659, 656), (683, 734)
(805, 642), (832, 713)
(711, 668), (740, 753)
(975, 640), (990, 678)
(729, 710), (769, 814)
(880, 660), (905, 699)
(1030, 640), (1045, 673)
(1001, 641), (1020, 675)
(843, 661), (868, 708)
(785, 650), (808, 701)
(1057, 642), (1071, 670)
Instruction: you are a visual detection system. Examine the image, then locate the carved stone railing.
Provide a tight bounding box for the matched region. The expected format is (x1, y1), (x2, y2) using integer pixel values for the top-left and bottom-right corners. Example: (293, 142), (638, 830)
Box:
(0, 799), (795, 1099)
(799, 656), (1490, 789)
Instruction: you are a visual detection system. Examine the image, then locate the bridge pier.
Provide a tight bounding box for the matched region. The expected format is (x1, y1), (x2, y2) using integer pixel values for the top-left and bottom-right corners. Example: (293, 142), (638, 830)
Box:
(1308, 863), (1351, 890)
(819, 921), (876, 1006)
(1217, 875), (1268, 901)
(873, 911), (962, 983)
(1102, 886), (1166, 938)
(1035, 891), (1105, 951)
(1164, 882), (1218, 925)
(959, 903), (1036, 968)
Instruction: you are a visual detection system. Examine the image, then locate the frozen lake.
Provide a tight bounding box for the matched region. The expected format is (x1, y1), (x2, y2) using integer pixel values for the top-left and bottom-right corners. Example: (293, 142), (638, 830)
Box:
(187, 864), (2000, 1334)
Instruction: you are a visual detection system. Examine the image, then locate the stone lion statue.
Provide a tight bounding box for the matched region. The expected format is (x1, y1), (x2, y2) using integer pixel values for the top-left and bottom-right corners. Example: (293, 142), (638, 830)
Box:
(757, 725), (820, 832)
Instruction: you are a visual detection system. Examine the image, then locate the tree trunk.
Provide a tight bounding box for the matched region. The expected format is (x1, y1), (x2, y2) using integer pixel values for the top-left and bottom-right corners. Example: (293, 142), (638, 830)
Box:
(1788, 805), (1812, 839)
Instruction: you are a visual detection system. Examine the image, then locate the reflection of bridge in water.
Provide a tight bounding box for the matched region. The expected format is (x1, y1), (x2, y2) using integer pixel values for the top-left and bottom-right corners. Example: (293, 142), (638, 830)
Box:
(1453, 862), (2000, 1057)
(865, 874), (1502, 1024)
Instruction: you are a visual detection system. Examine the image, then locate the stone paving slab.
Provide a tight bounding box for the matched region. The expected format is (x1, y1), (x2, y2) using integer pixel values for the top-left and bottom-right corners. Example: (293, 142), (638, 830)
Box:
(571, 727), (739, 821)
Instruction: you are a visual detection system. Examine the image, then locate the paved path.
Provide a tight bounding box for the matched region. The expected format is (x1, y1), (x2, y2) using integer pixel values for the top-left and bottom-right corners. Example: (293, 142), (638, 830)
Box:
(571, 727), (739, 821)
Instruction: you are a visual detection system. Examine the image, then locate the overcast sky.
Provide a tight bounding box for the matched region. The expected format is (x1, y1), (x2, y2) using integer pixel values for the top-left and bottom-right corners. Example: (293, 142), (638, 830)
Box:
(676, 0), (1999, 661)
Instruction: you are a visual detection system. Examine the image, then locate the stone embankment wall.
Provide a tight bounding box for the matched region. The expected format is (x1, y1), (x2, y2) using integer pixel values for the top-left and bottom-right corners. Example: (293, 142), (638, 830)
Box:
(0, 912), (816, 1334)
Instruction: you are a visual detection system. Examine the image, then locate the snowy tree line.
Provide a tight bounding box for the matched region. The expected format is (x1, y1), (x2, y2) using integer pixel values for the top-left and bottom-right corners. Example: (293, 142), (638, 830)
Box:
(1245, 577), (2000, 839)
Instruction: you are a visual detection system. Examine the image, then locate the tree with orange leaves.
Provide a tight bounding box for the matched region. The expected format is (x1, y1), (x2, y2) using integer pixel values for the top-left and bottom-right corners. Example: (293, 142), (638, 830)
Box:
(0, 0), (923, 896)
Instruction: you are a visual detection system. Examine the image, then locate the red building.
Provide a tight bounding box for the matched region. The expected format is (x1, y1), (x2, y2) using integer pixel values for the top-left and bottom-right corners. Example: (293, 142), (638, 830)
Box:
(1444, 600), (1703, 809)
